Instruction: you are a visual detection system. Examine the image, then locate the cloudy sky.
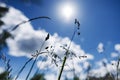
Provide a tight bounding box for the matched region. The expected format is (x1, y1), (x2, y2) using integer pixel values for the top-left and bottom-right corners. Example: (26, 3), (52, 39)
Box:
(0, 0), (120, 80)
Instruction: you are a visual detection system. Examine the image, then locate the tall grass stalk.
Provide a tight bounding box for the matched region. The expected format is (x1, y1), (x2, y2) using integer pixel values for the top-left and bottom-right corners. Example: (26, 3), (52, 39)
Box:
(15, 58), (33, 80)
(57, 24), (78, 80)
(13, 16), (50, 80)
(25, 40), (45, 80)
(117, 57), (120, 80)
(14, 51), (47, 80)
(11, 16), (51, 31)
(25, 33), (49, 80)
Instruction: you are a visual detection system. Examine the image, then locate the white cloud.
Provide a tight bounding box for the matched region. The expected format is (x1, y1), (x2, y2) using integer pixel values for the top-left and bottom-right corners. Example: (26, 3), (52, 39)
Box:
(37, 56), (58, 72)
(97, 42), (104, 53)
(90, 59), (117, 78)
(111, 52), (118, 58)
(90, 66), (107, 77)
(83, 61), (90, 69)
(115, 44), (120, 53)
(45, 74), (58, 80)
(1, 7), (29, 31)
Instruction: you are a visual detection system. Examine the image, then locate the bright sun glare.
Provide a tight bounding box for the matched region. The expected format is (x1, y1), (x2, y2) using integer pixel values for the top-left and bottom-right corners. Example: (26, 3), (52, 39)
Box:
(56, 2), (78, 22)
(61, 4), (74, 20)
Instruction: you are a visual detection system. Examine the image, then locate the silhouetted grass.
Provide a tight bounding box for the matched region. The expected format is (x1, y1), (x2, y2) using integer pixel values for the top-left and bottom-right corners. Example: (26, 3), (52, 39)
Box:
(0, 15), (120, 80)
(0, 52), (12, 80)
(57, 19), (80, 80)
(11, 16), (51, 31)
(25, 33), (49, 80)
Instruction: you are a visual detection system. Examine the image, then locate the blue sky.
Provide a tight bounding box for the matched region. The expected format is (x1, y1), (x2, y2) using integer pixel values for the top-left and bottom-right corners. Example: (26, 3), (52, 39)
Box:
(5, 0), (120, 48)
(0, 0), (120, 80)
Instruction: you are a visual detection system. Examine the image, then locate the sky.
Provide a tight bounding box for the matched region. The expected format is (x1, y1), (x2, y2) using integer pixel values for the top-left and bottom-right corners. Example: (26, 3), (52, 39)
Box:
(0, 0), (120, 80)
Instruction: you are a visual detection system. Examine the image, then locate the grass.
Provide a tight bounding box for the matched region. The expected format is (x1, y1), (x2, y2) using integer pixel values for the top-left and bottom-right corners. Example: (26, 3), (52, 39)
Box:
(57, 19), (80, 80)
(0, 16), (120, 80)
(0, 52), (12, 80)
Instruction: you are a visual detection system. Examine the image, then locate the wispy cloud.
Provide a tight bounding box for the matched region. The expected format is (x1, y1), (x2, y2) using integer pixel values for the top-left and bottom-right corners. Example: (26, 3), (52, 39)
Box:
(97, 42), (104, 53)
(111, 52), (118, 58)
(115, 44), (120, 53)
(90, 58), (117, 78)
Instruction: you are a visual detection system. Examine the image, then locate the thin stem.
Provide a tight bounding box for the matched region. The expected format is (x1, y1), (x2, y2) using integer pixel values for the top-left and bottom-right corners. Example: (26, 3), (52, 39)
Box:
(117, 57), (120, 80)
(34, 57), (47, 75)
(11, 16), (51, 31)
(57, 53), (67, 80)
(25, 57), (37, 80)
(12, 16), (50, 80)
(25, 41), (45, 80)
(15, 58), (33, 80)
(15, 51), (47, 80)
(68, 27), (76, 50)
(57, 26), (77, 80)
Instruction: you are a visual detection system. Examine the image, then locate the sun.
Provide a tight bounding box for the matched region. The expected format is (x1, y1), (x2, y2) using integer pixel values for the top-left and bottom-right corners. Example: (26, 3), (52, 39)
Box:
(61, 4), (74, 20)
(56, 2), (78, 22)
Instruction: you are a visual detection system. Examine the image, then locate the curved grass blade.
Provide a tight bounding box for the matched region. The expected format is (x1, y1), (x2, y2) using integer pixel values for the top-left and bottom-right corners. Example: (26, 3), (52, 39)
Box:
(15, 58), (33, 80)
(12, 16), (51, 31)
